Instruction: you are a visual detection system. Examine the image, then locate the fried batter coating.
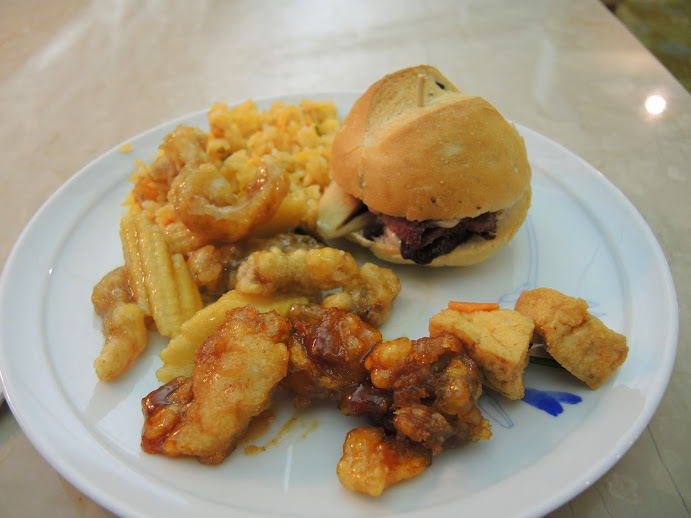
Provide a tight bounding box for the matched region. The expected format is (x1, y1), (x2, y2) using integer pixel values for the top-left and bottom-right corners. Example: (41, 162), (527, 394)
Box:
(185, 232), (324, 300)
(91, 266), (149, 381)
(337, 426), (432, 497)
(157, 290), (309, 383)
(160, 125), (210, 172)
(235, 247), (401, 326)
(429, 308), (534, 400)
(94, 302), (148, 381)
(91, 266), (133, 318)
(141, 376), (193, 454)
(515, 288), (628, 389)
(153, 202), (210, 255)
(283, 305), (382, 401)
(169, 152), (290, 242)
(364, 335), (491, 454)
(127, 126), (208, 208)
(141, 306), (292, 464)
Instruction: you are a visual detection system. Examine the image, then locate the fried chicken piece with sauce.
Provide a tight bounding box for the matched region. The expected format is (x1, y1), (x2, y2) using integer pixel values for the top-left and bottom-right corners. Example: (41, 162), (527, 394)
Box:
(339, 382), (393, 424)
(283, 305), (382, 402)
(235, 246), (401, 326)
(337, 426), (432, 497)
(515, 287), (628, 389)
(141, 306), (291, 464)
(364, 335), (491, 455)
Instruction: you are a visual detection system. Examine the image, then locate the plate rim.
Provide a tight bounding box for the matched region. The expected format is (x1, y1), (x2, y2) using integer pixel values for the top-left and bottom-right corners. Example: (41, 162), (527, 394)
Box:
(0, 91), (679, 518)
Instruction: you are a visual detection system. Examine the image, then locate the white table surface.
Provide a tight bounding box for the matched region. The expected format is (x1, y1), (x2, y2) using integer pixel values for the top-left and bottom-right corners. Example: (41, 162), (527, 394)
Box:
(1, 1), (689, 516)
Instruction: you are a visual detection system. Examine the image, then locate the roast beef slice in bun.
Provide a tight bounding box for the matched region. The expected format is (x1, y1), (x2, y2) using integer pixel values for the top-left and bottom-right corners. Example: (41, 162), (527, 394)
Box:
(317, 65), (532, 266)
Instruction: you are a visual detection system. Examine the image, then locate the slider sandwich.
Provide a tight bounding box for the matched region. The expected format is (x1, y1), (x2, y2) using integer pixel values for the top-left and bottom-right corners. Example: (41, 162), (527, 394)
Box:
(317, 65), (532, 266)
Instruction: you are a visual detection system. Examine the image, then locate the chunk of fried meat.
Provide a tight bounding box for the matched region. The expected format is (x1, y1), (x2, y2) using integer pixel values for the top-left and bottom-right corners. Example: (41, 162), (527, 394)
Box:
(141, 306), (291, 464)
(362, 334), (491, 455)
(283, 305), (382, 401)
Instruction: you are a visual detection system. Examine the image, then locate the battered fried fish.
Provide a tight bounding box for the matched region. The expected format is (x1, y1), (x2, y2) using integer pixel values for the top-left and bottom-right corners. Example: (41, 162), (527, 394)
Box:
(141, 306), (291, 464)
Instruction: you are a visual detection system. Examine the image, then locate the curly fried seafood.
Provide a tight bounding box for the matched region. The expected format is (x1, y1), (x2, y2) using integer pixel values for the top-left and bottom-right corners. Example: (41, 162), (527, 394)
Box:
(235, 246), (401, 327)
(142, 306), (292, 464)
(91, 266), (148, 381)
(168, 135), (290, 242)
(186, 232), (324, 300)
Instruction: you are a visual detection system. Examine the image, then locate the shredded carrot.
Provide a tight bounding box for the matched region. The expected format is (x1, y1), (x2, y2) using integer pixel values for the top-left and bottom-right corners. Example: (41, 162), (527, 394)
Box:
(448, 301), (500, 313)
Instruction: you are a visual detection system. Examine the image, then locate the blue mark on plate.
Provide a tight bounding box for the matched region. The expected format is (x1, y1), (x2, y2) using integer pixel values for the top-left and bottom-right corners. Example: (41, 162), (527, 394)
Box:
(523, 388), (582, 416)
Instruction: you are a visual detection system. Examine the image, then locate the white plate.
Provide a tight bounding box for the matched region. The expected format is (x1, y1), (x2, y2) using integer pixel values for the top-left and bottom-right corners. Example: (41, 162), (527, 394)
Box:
(0, 93), (678, 518)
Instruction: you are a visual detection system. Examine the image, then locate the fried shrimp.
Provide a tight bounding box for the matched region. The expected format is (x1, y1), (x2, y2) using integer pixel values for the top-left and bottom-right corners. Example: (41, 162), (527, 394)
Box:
(234, 247), (401, 326)
(141, 306), (292, 464)
(169, 155), (290, 242)
(91, 266), (133, 318)
(91, 266), (149, 381)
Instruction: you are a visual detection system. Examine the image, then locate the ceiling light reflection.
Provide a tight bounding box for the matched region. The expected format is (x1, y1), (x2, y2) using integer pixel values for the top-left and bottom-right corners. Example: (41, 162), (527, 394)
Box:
(645, 94), (667, 115)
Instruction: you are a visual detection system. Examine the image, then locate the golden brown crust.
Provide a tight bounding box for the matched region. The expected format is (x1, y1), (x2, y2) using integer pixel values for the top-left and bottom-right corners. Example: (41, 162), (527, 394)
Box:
(331, 65), (460, 201)
(346, 186), (531, 267)
(330, 65), (531, 222)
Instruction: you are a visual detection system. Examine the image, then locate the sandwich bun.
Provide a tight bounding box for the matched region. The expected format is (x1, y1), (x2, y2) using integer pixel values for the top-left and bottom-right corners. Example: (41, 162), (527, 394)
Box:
(320, 65), (532, 266)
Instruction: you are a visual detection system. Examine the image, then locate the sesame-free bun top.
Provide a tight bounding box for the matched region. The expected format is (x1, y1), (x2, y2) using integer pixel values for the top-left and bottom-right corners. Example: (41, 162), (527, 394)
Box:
(330, 65), (532, 221)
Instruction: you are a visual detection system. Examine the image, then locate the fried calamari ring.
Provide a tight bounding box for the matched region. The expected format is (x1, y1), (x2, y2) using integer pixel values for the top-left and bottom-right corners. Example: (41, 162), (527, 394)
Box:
(169, 154), (290, 243)
(234, 246), (401, 326)
(283, 305), (382, 401)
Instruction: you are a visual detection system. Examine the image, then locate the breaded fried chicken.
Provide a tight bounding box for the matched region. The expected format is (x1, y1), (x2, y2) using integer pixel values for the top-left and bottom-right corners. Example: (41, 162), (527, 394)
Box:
(283, 305), (382, 401)
(141, 306), (291, 464)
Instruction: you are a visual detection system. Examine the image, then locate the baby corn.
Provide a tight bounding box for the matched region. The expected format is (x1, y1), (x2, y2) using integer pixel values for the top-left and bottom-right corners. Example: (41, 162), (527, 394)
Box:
(120, 212), (203, 338)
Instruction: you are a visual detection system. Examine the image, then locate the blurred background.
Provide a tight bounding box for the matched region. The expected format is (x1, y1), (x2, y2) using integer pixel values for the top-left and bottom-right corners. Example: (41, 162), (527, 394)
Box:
(604, 0), (691, 91)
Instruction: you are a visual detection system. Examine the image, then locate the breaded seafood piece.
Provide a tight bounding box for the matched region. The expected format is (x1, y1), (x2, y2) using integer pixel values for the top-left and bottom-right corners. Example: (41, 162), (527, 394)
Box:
(91, 266), (149, 381)
(337, 426), (432, 497)
(234, 246), (401, 326)
(515, 287), (628, 389)
(429, 308), (533, 400)
(141, 306), (291, 464)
